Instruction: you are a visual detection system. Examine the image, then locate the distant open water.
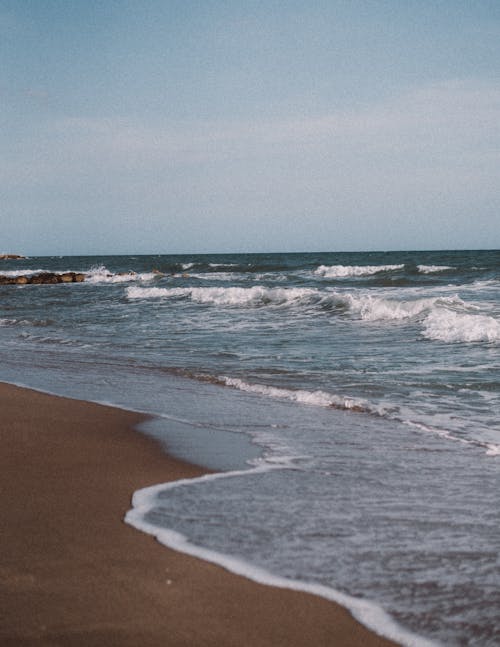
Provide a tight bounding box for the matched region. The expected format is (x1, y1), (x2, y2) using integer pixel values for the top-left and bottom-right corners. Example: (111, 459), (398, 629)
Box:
(1, 250), (499, 645)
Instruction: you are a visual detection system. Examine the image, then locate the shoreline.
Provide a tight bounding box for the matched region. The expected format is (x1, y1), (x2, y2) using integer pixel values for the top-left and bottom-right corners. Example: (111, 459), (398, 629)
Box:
(0, 381), (397, 646)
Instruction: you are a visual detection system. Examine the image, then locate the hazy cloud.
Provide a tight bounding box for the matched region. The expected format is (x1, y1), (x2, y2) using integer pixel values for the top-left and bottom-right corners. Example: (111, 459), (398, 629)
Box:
(2, 79), (499, 253)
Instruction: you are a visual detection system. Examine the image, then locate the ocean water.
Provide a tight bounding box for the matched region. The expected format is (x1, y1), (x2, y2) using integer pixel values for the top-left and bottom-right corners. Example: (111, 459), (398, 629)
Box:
(1, 250), (499, 645)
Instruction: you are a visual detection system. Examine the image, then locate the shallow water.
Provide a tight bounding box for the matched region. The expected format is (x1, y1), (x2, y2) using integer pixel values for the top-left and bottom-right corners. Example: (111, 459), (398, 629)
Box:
(1, 250), (499, 645)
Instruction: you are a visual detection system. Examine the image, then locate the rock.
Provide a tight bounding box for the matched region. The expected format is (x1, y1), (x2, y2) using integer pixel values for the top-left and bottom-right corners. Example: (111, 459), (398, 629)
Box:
(0, 254), (25, 260)
(0, 271), (87, 285)
(30, 273), (58, 284)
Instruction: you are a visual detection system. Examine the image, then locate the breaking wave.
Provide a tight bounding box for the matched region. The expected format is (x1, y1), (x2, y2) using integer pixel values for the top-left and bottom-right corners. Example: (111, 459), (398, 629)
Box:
(417, 265), (454, 274)
(85, 265), (158, 284)
(422, 310), (500, 343)
(125, 285), (472, 324)
(180, 372), (498, 458)
(126, 285), (322, 307)
(219, 376), (369, 412)
(314, 264), (404, 278)
(345, 294), (467, 321)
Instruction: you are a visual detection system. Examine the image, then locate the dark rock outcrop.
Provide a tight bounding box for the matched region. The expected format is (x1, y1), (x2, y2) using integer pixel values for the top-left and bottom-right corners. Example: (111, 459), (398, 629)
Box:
(0, 272), (87, 285)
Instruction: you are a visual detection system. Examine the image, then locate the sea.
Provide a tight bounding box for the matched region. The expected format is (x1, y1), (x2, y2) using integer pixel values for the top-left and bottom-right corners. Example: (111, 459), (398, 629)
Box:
(1, 250), (499, 646)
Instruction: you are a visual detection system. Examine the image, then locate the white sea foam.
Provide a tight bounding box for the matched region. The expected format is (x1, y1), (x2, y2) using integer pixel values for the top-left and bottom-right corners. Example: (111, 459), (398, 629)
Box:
(85, 265), (157, 284)
(486, 444), (500, 456)
(417, 265), (453, 274)
(314, 264), (404, 278)
(0, 268), (46, 277)
(125, 285), (472, 327)
(126, 286), (173, 299)
(219, 375), (500, 457)
(125, 472), (437, 647)
(220, 376), (369, 412)
(189, 286), (317, 307)
(181, 262), (194, 270)
(342, 294), (467, 322)
(422, 310), (500, 343)
(126, 285), (321, 307)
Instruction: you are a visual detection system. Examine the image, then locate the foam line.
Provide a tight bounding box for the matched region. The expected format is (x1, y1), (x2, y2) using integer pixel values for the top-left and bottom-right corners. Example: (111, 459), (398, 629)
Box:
(314, 264), (404, 277)
(125, 469), (439, 647)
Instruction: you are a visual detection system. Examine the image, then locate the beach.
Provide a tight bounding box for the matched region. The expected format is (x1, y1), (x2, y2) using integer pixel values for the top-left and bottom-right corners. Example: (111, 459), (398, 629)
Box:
(0, 381), (396, 646)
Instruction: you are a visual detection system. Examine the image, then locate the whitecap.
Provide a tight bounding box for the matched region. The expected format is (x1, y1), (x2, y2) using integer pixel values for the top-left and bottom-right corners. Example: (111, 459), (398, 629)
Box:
(338, 294), (466, 322)
(417, 265), (454, 274)
(126, 285), (321, 307)
(314, 264), (404, 278)
(125, 285), (473, 327)
(422, 310), (500, 343)
(85, 265), (157, 284)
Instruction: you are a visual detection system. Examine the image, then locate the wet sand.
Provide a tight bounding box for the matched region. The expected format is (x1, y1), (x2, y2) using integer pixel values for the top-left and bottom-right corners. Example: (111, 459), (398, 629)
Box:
(0, 382), (397, 646)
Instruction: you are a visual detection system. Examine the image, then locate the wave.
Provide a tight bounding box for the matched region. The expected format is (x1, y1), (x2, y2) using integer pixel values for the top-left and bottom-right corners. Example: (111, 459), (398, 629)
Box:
(417, 265), (454, 274)
(126, 285), (323, 307)
(214, 376), (500, 457)
(219, 376), (369, 412)
(125, 285), (474, 325)
(422, 310), (500, 343)
(314, 264), (404, 278)
(148, 367), (370, 413)
(345, 294), (467, 321)
(85, 265), (158, 284)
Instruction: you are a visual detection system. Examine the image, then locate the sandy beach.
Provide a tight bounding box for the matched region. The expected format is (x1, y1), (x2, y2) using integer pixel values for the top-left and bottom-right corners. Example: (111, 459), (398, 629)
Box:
(0, 381), (397, 646)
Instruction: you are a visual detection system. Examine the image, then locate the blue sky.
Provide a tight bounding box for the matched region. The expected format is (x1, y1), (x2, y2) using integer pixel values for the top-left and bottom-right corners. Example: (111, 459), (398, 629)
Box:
(1, 1), (499, 255)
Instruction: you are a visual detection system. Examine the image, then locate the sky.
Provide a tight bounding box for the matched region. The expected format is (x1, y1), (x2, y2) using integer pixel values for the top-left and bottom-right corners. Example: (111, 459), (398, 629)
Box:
(1, 0), (499, 255)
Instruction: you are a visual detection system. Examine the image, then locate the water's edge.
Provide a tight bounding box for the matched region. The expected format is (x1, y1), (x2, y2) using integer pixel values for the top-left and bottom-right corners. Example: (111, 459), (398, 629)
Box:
(0, 378), (437, 647)
(125, 471), (438, 647)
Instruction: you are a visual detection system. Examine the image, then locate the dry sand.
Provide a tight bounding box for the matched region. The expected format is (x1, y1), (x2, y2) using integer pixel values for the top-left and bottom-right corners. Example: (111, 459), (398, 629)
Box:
(0, 382), (397, 646)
